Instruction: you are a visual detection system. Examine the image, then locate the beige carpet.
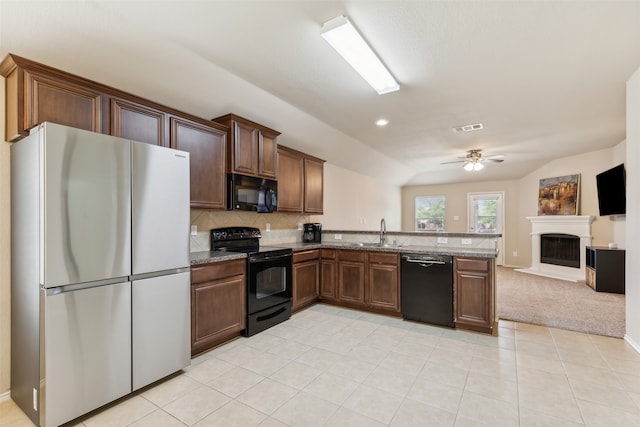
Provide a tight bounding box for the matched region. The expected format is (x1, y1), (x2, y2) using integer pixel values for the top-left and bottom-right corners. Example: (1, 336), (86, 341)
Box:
(497, 267), (625, 337)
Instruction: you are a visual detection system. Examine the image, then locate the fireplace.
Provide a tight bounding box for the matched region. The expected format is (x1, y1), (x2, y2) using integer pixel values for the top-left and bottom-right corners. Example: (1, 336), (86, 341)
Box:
(540, 233), (580, 268)
(516, 216), (595, 282)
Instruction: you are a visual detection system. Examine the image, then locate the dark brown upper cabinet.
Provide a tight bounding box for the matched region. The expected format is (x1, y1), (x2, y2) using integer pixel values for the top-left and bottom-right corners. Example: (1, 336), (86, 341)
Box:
(277, 145), (325, 214)
(1, 54), (104, 141)
(212, 114), (280, 180)
(110, 97), (167, 146)
(170, 117), (228, 210)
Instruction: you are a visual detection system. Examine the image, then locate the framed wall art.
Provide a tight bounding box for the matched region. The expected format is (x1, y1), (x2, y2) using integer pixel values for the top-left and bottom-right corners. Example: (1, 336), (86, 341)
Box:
(538, 174), (580, 215)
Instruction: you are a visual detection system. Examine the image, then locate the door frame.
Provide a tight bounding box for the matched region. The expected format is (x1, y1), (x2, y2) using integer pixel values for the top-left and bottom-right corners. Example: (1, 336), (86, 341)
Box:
(467, 192), (505, 266)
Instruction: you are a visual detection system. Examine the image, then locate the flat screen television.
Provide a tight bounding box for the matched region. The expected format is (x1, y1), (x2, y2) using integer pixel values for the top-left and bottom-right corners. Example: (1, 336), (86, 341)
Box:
(596, 163), (626, 216)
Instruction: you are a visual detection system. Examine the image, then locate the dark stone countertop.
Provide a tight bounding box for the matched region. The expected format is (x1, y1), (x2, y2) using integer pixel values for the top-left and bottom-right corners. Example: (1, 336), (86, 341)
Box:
(189, 251), (246, 265)
(190, 241), (497, 265)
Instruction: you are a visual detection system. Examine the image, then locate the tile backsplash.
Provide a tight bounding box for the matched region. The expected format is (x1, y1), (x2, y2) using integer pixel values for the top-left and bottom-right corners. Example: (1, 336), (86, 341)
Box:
(190, 209), (313, 252)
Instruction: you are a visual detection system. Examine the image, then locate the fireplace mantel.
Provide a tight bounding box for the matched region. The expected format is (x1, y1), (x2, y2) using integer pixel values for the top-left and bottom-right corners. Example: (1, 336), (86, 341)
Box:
(516, 215), (595, 282)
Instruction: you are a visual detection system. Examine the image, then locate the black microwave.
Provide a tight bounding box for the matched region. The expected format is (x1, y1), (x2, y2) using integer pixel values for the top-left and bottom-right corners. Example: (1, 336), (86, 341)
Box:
(227, 173), (277, 213)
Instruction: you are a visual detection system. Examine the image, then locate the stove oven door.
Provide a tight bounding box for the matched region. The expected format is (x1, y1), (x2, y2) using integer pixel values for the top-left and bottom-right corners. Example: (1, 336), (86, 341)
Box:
(247, 252), (292, 315)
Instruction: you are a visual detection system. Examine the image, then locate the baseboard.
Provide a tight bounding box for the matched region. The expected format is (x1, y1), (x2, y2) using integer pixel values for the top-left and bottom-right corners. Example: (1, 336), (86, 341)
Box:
(624, 334), (640, 355)
(0, 390), (10, 403)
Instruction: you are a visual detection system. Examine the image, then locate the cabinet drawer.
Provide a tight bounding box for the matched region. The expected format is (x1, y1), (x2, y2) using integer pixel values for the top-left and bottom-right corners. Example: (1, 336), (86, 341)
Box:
(293, 250), (320, 263)
(368, 252), (398, 265)
(191, 259), (245, 284)
(454, 257), (490, 272)
(338, 250), (366, 263)
(321, 249), (336, 260)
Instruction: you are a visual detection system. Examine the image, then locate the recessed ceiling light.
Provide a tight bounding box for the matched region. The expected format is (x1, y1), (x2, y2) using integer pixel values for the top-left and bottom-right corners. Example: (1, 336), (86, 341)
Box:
(375, 119), (389, 126)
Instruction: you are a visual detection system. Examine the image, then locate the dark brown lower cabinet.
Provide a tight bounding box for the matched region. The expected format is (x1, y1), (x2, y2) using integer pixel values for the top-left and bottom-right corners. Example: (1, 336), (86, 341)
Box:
(292, 250), (320, 311)
(454, 256), (495, 334)
(320, 249), (337, 301)
(337, 250), (366, 307)
(191, 259), (246, 355)
(367, 252), (400, 313)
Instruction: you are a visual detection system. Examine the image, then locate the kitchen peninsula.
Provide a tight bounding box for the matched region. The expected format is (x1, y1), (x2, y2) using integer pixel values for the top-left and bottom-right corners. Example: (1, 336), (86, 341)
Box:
(190, 229), (499, 355)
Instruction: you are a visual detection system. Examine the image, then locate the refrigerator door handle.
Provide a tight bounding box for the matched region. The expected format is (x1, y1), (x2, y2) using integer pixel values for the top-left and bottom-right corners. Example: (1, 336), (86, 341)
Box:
(130, 267), (191, 281)
(44, 276), (130, 295)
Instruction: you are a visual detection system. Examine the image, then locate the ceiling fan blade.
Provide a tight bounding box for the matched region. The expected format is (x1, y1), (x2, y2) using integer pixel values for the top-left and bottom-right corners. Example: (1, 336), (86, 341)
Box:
(485, 154), (505, 160)
(484, 158), (504, 163)
(440, 160), (467, 165)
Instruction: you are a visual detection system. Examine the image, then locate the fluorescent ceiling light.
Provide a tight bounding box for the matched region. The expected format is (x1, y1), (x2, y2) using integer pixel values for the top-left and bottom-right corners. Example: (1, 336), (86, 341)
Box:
(321, 15), (399, 95)
(375, 118), (389, 126)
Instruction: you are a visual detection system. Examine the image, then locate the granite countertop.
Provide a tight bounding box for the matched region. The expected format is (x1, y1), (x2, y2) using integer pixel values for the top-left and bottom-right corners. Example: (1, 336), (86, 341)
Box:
(323, 229), (502, 238)
(305, 242), (498, 258)
(190, 250), (246, 265)
(189, 242), (496, 265)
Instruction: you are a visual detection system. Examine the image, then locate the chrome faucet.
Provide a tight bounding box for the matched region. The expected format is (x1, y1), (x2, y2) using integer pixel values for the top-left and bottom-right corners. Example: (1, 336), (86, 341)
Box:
(380, 218), (386, 245)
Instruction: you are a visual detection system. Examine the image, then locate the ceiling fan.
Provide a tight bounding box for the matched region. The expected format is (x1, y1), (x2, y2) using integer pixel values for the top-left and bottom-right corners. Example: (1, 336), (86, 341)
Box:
(441, 149), (505, 171)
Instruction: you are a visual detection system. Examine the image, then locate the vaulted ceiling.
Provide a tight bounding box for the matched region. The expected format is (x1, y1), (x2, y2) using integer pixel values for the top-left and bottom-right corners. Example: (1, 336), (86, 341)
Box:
(2, 1), (639, 186)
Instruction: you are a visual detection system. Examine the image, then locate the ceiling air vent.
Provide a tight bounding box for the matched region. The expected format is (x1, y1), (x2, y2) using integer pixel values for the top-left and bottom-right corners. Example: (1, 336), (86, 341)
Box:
(453, 123), (483, 133)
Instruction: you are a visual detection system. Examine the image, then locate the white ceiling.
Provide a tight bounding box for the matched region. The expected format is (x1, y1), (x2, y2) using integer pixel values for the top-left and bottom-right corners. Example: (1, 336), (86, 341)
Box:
(2, 1), (640, 186)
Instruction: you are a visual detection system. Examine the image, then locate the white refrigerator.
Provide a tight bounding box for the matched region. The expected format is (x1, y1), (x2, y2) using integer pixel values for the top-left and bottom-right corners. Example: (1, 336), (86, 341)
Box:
(11, 122), (191, 427)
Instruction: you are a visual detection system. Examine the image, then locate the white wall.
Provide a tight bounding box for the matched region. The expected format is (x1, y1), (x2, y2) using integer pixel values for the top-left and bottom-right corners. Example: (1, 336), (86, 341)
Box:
(320, 163), (402, 231)
(612, 141), (627, 247)
(625, 67), (640, 349)
(0, 70), (9, 396)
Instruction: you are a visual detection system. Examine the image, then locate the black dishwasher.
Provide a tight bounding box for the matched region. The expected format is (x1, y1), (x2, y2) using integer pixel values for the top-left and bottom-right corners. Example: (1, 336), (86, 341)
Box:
(401, 254), (454, 327)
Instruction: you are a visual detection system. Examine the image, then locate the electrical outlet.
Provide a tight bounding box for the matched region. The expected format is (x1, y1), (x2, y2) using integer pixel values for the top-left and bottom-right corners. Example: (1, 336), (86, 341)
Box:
(334, 234), (342, 240)
(453, 215), (460, 221)
(190, 225), (197, 236)
(437, 237), (448, 244)
(461, 238), (472, 245)
(298, 223), (303, 231)
(265, 223), (271, 232)
(513, 251), (518, 257)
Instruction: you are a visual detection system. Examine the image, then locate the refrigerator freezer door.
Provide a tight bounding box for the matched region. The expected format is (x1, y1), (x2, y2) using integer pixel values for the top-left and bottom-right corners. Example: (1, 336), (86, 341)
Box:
(132, 271), (191, 390)
(43, 282), (132, 427)
(41, 123), (131, 287)
(131, 141), (190, 274)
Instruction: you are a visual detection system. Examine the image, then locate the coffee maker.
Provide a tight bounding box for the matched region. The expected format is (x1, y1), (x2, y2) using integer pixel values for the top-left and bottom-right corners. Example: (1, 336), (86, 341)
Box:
(303, 223), (322, 243)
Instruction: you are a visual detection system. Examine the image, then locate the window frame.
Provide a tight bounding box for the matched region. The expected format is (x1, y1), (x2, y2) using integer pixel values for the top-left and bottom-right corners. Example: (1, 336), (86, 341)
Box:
(415, 195), (446, 231)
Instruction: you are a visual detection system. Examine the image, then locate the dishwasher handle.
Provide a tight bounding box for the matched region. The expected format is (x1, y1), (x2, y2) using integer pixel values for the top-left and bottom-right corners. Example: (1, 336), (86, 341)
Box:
(402, 257), (449, 265)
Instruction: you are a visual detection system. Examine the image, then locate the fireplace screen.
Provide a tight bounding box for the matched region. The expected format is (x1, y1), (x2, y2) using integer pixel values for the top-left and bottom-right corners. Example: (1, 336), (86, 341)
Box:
(540, 233), (580, 268)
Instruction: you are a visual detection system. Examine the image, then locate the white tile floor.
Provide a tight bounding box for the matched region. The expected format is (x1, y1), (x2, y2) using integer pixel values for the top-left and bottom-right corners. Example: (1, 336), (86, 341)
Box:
(2, 304), (640, 426)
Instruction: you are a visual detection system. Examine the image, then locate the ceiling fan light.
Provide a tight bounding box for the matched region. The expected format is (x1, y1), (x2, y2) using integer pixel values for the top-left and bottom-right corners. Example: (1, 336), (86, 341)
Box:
(474, 162), (484, 171)
(463, 162), (474, 171)
(321, 15), (399, 95)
